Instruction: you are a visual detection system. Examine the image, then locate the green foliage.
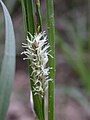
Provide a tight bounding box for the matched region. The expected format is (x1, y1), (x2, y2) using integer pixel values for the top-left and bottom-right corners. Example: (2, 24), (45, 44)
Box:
(57, 9), (90, 90)
(21, 0), (45, 120)
(0, 0), (16, 119)
(46, 0), (55, 120)
(21, 0), (55, 120)
(35, 0), (42, 32)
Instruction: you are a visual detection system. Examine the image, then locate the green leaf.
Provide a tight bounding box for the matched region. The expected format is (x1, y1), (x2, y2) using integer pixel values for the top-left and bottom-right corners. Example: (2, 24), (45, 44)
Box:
(46, 0), (55, 120)
(35, 0), (42, 32)
(21, 1), (45, 120)
(0, 0), (16, 119)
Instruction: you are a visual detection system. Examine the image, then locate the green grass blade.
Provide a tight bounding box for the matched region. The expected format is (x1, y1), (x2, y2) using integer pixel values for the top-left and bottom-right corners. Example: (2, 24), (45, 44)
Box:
(21, 1), (45, 119)
(35, 0), (42, 32)
(0, 0), (16, 119)
(21, 0), (35, 34)
(35, 0), (45, 119)
(46, 0), (55, 120)
(60, 37), (90, 90)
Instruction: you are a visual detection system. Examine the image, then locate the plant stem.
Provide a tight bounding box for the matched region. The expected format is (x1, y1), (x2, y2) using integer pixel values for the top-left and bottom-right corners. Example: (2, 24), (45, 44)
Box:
(21, 0), (45, 119)
(46, 0), (55, 120)
(87, 0), (90, 50)
(35, 0), (42, 32)
(21, 0), (35, 34)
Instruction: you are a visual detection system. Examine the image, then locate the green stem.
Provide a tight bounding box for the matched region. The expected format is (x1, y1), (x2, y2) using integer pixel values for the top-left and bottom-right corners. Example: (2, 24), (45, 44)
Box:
(35, 0), (42, 32)
(21, 0), (45, 120)
(21, 0), (35, 34)
(87, 0), (90, 50)
(46, 0), (55, 120)
(35, 0), (45, 119)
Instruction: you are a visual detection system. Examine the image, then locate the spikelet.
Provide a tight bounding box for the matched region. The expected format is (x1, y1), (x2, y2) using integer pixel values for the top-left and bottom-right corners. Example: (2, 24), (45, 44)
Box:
(21, 31), (53, 98)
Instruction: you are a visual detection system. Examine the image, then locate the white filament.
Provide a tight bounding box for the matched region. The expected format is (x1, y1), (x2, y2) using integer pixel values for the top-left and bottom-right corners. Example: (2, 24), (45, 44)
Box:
(21, 31), (52, 97)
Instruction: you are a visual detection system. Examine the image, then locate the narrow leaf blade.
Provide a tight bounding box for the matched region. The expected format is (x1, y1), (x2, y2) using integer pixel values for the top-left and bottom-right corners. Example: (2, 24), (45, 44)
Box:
(0, 0), (16, 119)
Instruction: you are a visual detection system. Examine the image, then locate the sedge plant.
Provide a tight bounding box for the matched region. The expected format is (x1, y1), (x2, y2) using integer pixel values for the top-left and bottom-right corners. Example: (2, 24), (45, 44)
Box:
(21, 0), (55, 120)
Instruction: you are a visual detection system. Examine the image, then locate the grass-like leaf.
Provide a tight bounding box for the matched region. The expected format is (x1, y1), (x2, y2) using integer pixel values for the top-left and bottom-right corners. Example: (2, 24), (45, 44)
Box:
(58, 17), (90, 90)
(21, 0), (45, 119)
(35, 0), (42, 32)
(0, 0), (16, 119)
(46, 0), (55, 120)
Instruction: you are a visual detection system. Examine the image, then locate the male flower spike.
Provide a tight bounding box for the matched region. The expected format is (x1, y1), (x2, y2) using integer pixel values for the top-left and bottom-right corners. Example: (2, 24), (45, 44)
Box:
(21, 31), (53, 98)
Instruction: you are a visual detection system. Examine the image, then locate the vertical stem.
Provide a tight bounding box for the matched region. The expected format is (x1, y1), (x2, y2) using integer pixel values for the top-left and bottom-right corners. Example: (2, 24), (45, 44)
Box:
(21, 0), (35, 34)
(21, 0), (45, 119)
(35, 0), (42, 32)
(87, 0), (90, 49)
(35, 0), (45, 119)
(46, 0), (55, 120)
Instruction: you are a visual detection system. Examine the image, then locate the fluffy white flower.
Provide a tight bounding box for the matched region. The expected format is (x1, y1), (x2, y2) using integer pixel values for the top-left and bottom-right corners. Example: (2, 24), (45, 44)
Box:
(21, 31), (52, 97)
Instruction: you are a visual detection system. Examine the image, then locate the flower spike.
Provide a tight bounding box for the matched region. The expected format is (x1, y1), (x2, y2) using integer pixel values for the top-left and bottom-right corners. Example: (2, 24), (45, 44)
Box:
(21, 31), (52, 97)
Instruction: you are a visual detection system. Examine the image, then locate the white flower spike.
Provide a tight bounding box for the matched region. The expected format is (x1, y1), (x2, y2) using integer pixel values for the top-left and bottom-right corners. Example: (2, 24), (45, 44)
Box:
(21, 31), (53, 98)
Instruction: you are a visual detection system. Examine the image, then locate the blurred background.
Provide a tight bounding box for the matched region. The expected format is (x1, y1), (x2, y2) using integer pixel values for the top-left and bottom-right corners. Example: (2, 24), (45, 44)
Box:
(0, 0), (90, 120)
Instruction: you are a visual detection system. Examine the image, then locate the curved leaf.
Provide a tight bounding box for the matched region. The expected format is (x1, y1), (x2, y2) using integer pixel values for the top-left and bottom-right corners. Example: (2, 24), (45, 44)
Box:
(0, 0), (16, 119)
